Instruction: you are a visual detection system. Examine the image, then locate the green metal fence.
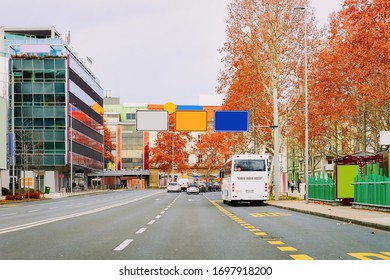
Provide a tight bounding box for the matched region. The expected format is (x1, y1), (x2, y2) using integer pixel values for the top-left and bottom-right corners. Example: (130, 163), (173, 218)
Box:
(353, 165), (390, 207)
(308, 174), (336, 201)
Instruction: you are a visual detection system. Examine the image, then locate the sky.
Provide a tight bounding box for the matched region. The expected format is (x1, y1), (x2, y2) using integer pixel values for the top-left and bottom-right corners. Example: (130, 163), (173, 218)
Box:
(1, 0), (344, 106)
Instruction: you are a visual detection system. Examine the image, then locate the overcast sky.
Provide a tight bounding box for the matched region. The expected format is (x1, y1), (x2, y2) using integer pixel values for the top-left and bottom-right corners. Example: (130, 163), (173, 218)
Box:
(1, 0), (343, 105)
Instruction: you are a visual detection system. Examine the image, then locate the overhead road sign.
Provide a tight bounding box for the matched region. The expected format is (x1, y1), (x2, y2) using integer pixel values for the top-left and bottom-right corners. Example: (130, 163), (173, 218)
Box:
(214, 110), (249, 132)
(176, 105), (203, 111)
(175, 111), (208, 131)
(136, 110), (168, 131)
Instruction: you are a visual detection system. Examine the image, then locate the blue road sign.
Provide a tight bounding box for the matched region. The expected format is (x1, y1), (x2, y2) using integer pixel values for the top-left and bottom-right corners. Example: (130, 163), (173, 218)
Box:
(214, 111), (249, 132)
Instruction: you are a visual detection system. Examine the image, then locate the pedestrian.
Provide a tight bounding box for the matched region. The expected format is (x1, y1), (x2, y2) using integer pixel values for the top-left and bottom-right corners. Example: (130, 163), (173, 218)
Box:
(297, 177), (301, 193)
(289, 181), (294, 193)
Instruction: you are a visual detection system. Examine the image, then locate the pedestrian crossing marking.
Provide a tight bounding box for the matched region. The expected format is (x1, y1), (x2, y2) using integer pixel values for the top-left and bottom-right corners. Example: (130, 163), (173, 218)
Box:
(251, 212), (291, 217)
(290, 254), (314, 260)
(348, 252), (390, 260)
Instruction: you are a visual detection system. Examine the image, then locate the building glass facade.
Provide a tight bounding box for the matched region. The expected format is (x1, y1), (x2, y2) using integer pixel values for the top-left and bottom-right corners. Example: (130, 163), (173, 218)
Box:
(2, 26), (104, 192)
(103, 96), (146, 170)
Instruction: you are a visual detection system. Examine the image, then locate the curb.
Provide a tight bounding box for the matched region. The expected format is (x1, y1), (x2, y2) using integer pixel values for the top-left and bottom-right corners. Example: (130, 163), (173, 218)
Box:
(267, 202), (390, 233)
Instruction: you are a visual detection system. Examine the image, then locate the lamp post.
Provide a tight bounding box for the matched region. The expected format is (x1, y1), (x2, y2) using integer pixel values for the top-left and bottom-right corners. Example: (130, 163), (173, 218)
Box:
(294, 6), (309, 204)
(171, 132), (176, 182)
(69, 103), (75, 195)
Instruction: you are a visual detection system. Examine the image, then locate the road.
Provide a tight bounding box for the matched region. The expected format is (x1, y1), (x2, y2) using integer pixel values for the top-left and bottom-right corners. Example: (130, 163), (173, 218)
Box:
(0, 190), (389, 260)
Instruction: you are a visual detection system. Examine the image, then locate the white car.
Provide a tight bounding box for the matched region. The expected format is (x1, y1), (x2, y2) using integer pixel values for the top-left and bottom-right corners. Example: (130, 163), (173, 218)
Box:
(167, 182), (181, 193)
(186, 184), (200, 195)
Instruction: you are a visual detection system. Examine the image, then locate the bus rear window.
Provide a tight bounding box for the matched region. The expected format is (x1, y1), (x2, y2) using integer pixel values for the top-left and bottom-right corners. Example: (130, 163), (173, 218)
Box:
(234, 160), (266, 171)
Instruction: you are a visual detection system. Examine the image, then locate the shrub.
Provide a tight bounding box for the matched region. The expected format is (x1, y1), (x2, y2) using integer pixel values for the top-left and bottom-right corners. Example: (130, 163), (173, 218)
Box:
(6, 194), (23, 200)
(24, 192), (41, 199)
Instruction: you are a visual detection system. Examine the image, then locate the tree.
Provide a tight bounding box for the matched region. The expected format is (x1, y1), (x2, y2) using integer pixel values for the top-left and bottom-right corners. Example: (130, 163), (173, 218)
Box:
(217, 0), (322, 184)
(310, 0), (390, 154)
(192, 128), (233, 179)
(103, 119), (115, 167)
(149, 115), (193, 175)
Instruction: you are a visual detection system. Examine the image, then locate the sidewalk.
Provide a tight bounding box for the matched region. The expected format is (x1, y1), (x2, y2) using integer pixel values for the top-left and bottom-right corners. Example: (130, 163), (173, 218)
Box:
(267, 199), (390, 232)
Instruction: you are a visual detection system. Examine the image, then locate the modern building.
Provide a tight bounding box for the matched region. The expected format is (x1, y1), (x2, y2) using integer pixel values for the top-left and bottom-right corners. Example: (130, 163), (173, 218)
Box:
(0, 52), (8, 194)
(102, 93), (149, 189)
(1, 26), (104, 193)
(102, 95), (224, 188)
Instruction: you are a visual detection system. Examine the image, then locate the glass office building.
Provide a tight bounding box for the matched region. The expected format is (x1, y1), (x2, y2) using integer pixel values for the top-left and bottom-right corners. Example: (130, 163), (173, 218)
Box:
(103, 95), (146, 171)
(1, 26), (104, 192)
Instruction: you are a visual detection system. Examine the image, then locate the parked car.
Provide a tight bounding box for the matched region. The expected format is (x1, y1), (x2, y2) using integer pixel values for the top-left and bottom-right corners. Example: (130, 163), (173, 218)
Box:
(179, 182), (187, 192)
(211, 182), (220, 192)
(167, 182), (181, 192)
(186, 184), (200, 195)
(197, 183), (208, 192)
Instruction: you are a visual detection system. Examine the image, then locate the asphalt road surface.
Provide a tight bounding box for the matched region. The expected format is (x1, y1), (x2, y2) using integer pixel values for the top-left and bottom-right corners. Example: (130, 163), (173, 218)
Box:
(0, 190), (389, 260)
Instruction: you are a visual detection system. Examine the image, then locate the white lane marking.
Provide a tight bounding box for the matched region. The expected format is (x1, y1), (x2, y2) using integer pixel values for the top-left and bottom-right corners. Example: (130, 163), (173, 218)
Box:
(160, 211), (165, 214)
(28, 210), (40, 213)
(114, 239), (133, 251)
(155, 215), (161, 219)
(0, 213), (17, 217)
(49, 207), (58, 210)
(0, 191), (165, 235)
(164, 208), (169, 211)
(148, 220), (156, 225)
(136, 227), (147, 234)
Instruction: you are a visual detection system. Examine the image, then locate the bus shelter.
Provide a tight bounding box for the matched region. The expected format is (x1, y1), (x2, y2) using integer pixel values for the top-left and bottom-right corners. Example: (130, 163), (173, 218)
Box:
(333, 152), (384, 205)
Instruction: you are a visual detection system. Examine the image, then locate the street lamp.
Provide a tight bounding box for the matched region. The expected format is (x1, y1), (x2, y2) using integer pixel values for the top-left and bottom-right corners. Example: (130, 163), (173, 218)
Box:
(69, 102), (75, 195)
(294, 6), (309, 204)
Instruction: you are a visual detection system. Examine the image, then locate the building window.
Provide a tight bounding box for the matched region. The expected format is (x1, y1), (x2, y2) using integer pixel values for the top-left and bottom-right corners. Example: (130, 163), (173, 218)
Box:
(198, 154), (203, 164)
(126, 113), (136, 120)
(184, 154), (189, 164)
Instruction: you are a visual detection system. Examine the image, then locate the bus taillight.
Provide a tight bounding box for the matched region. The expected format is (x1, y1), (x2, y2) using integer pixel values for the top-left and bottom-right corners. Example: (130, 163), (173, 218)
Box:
(232, 183), (235, 192)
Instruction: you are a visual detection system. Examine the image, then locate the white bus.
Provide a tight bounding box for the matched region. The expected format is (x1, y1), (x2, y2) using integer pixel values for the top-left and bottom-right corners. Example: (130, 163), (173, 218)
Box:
(220, 154), (269, 206)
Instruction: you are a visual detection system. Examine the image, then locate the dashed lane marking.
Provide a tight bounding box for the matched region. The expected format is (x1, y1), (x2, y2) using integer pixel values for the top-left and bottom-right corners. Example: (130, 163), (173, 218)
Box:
(148, 220), (156, 225)
(268, 241), (285, 245)
(251, 212), (292, 217)
(209, 199), (315, 260)
(114, 239), (133, 251)
(290, 254), (314, 260)
(278, 246), (297, 252)
(136, 227), (147, 234)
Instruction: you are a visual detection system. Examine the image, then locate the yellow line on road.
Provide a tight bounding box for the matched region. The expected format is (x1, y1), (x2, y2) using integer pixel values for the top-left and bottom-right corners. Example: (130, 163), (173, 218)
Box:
(268, 241), (285, 245)
(253, 232), (268, 236)
(278, 246), (297, 252)
(290, 254), (314, 260)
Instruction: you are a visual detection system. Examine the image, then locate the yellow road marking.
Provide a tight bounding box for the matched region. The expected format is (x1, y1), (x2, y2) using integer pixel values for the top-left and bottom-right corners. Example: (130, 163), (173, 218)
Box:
(251, 212), (292, 217)
(290, 254), (314, 260)
(348, 252), (390, 260)
(268, 241), (285, 245)
(253, 232), (268, 236)
(210, 200), (313, 260)
(278, 246), (297, 252)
